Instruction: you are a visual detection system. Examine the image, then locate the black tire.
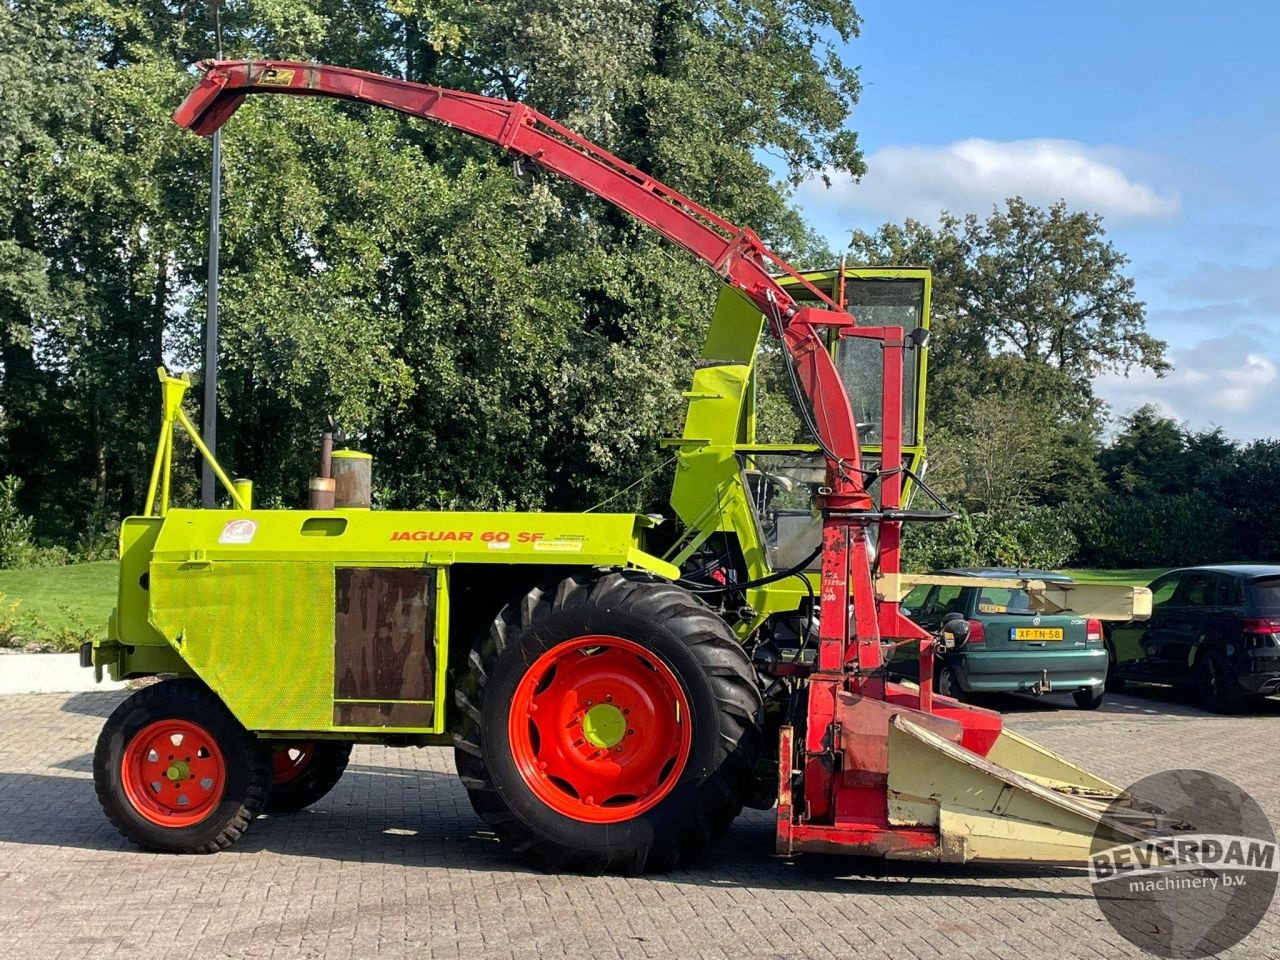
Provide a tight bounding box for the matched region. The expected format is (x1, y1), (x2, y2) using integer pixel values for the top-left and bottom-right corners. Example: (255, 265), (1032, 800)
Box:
(453, 571), (763, 875)
(264, 741), (353, 813)
(1197, 650), (1247, 714)
(94, 678), (271, 853)
(936, 663), (965, 702)
(1073, 688), (1104, 710)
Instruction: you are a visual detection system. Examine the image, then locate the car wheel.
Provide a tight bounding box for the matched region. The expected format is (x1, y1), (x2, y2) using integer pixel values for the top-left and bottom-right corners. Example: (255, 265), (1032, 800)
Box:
(1072, 688), (1104, 710)
(1196, 650), (1247, 714)
(936, 664), (965, 702)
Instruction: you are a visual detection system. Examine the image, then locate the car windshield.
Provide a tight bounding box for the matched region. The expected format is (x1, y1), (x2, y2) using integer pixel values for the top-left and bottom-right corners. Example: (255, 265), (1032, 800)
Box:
(975, 587), (1037, 616)
(1249, 577), (1280, 613)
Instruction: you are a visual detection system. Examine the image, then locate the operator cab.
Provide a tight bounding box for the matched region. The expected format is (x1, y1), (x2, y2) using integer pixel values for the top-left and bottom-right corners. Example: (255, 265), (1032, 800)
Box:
(740, 268), (931, 573)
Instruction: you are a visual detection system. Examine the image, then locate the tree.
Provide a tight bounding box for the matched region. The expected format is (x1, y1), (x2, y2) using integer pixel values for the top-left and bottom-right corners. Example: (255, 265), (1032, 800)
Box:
(849, 198), (1167, 415)
(848, 198), (1164, 513)
(0, 0), (869, 545)
(1099, 405), (1189, 498)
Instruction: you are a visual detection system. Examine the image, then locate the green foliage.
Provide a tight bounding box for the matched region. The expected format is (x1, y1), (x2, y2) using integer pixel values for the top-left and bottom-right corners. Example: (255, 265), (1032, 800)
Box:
(1100, 405), (1189, 497)
(1065, 495), (1237, 569)
(904, 506), (1077, 572)
(0, 592), (25, 647)
(0, 476), (73, 568)
(0, 559), (116, 646)
(849, 199), (1166, 412)
(0, 0), (865, 531)
(0, 476), (36, 569)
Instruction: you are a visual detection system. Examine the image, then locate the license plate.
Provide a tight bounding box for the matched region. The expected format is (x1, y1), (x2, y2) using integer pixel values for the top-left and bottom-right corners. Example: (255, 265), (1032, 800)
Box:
(1011, 627), (1064, 641)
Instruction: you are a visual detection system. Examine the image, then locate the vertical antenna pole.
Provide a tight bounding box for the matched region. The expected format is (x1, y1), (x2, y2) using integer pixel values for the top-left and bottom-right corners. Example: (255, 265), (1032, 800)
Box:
(201, 1), (224, 508)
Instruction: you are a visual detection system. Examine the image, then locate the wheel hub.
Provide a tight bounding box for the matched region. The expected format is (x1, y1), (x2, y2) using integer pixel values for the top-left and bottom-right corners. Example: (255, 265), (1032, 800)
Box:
(120, 719), (226, 827)
(581, 702), (627, 749)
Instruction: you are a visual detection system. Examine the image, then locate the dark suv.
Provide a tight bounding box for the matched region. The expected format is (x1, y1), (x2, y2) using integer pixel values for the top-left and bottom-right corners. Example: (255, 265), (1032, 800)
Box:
(1107, 564), (1280, 713)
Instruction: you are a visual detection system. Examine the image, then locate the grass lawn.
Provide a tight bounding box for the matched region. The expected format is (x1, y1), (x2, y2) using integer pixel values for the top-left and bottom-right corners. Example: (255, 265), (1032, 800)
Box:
(0, 560), (117, 647)
(1060, 567), (1167, 587)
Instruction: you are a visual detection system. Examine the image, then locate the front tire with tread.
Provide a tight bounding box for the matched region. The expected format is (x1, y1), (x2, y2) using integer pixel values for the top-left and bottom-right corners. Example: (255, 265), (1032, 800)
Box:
(94, 679), (272, 853)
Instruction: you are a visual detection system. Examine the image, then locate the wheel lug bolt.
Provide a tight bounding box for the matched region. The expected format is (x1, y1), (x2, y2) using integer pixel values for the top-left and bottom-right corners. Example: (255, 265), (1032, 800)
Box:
(622, 708), (630, 715)
(605, 695), (612, 702)
(627, 729), (634, 736)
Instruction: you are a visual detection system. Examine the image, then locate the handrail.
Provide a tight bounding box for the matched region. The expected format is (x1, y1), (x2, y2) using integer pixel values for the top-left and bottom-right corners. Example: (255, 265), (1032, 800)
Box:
(144, 367), (249, 515)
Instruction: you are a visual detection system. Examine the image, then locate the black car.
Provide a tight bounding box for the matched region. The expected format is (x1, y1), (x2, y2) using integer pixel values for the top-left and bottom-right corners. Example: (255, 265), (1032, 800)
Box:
(1107, 564), (1280, 713)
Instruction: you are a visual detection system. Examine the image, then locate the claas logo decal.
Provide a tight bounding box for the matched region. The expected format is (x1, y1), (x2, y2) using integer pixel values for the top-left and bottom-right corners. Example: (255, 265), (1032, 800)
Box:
(389, 530), (544, 543)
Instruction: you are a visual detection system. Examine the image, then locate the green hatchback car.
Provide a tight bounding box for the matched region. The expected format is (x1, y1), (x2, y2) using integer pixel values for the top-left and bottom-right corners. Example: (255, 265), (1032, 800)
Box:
(893, 569), (1107, 709)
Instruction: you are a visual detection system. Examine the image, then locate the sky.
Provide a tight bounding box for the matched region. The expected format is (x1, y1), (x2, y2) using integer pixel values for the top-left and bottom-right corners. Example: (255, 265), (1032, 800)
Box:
(791, 0), (1280, 440)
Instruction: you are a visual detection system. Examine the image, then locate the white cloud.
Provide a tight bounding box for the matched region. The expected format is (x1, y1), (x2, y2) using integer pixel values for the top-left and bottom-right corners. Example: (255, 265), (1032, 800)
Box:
(803, 138), (1181, 223)
(1097, 334), (1280, 439)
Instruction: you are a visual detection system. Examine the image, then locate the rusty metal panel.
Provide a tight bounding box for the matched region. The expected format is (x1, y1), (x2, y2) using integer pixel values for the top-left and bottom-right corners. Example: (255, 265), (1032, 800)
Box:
(334, 568), (435, 725)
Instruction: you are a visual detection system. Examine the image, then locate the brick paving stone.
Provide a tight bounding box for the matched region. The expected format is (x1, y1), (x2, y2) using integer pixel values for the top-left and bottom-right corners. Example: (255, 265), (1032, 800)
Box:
(0, 688), (1277, 959)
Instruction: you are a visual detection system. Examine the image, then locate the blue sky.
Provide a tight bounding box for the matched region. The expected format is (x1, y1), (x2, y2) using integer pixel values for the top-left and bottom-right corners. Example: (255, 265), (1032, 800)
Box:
(791, 0), (1280, 439)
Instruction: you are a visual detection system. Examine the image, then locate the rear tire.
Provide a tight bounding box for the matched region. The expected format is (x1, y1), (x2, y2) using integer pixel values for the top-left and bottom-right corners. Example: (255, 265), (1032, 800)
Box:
(453, 571), (763, 875)
(1197, 650), (1247, 714)
(265, 741), (353, 813)
(1073, 688), (1104, 710)
(936, 663), (965, 702)
(94, 678), (271, 853)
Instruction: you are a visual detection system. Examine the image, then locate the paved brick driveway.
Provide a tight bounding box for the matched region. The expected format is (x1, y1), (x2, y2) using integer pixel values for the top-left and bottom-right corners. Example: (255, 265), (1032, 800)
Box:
(0, 686), (1276, 960)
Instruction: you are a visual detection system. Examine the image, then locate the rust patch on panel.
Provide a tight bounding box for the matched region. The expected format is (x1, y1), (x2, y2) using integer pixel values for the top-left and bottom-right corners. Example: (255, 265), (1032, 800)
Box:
(334, 568), (435, 725)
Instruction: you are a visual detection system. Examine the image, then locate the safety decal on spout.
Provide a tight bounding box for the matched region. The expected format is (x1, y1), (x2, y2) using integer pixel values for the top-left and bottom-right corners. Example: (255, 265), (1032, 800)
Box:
(257, 67), (295, 86)
(218, 519), (257, 545)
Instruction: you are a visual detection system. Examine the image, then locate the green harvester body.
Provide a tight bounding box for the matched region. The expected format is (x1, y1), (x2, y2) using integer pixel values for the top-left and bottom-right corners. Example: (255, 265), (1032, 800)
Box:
(91, 268), (931, 742)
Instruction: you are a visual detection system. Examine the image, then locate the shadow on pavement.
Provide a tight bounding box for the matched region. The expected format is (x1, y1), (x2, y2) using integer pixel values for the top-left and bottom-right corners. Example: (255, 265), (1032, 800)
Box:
(58, 690), (128, 718)
(0, 767), (1093, 901)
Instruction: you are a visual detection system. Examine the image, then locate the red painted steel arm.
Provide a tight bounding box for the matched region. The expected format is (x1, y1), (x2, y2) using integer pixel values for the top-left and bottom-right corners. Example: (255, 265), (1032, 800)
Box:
(174, 62), (842, 326)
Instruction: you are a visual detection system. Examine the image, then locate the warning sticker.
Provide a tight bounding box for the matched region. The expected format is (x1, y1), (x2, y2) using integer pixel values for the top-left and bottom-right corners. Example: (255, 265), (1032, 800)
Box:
(218, 519), (257, 545)
(257, 67), (295, 86)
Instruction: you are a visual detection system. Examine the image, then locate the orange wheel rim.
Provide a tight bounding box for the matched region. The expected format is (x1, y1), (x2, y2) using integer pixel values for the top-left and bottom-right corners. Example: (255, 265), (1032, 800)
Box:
(121, 719), (226, 827)
(271, 744), (314, 785)
(508, 635), (693, 824)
